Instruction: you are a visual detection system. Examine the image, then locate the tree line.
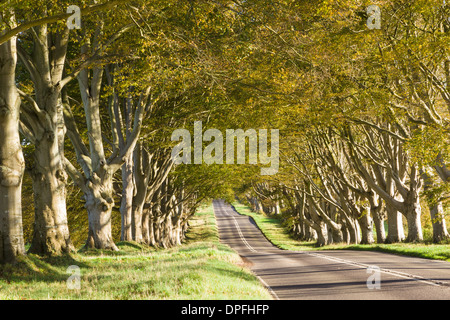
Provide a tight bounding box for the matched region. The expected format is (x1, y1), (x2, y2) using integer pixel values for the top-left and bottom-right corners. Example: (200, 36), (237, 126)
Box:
(0, 0), (249, 263)
(239, 0), (450, 246)
(1, 0), (450, 264)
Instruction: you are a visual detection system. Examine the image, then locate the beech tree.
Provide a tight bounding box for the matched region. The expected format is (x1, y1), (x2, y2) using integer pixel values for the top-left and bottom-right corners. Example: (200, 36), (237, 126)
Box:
(0, 8), (25, 263)
(0, 0), (133, 261)
(64, 62), (150, 250)
(235, 0), (450, 246)
(3, 0), (449, 258)
(17, 21), (74, 255)
(0, 0), (139, 259)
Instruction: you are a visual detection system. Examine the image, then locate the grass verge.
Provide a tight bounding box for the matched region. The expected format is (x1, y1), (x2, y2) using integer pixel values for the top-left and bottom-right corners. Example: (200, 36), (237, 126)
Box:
(232, 202), (450, 262)
(0, 204), (272, 300)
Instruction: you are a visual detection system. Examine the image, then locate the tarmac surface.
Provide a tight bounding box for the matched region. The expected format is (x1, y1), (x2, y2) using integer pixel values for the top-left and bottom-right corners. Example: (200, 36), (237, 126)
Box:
(213, 199), (450, 300)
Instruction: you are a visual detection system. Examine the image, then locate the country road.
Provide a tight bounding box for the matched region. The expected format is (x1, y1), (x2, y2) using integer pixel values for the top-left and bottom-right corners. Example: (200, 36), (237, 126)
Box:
(213, 200), (450, 300)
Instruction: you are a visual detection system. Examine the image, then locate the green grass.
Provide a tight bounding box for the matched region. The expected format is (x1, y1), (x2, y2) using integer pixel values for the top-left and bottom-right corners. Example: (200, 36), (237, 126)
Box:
(0, 204), (273, 300)
(232, 202), (450, 262)
(232, 202), (315, 251)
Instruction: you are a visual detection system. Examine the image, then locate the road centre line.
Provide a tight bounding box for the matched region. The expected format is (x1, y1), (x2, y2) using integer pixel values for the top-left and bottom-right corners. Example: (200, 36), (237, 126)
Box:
(216, 202), (447, 290)
(304, 252), (444, 288)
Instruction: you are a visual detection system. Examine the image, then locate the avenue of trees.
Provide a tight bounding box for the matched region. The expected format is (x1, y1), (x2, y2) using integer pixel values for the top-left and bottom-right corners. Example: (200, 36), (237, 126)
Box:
(1, 0), (450, 264)
(241, 0), (450, 246)
(0, 0), (244, 263)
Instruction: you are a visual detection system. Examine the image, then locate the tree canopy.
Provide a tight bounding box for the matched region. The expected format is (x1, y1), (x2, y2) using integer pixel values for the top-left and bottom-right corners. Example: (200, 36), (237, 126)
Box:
(1, 0), (450, 263)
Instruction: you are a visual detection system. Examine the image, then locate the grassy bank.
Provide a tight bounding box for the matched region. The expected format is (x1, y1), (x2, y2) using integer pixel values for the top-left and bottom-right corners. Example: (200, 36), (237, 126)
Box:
(232, 202), (450, 262)
(0, 204), (272, 300)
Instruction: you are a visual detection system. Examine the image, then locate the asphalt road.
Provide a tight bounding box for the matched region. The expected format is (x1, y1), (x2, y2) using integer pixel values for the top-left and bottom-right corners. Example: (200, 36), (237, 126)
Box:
(213, 199), (450, 300)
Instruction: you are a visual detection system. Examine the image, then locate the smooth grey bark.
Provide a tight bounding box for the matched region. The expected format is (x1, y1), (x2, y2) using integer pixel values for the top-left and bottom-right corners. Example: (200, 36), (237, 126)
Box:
(421, 171), (449, 243)
(376, 167), (405, 243)
(325, 202), (345, 243)
(64, 63), (147, 250)
(120, 149), (134, 242)
(28, 137), (73, 255)
(132, 143), (151, 244)
(77, 65), (119, 251)
(303, 135), (372, 245)
(302, 178), (343, 245)
(335, 187), (361, 244)
(168, 187), (193, 247)
(429, 202), (449, 243)
(156, 179), (170, 248)
(132, 147), (173, 244)
(289, 190), (320, 243)
(401, 165), (423, 242)
(404, 195), (423, 242)
(315, 220), (329, 247)
(61, 20), (137, 250)
(83, 167), (117, 250)
(141, 207), (152, 245)
(385, 206), (405, 243)
(116, 83), (135, 242)
(358, 205), (375, 245)
(105, 65), (158, 245)
(65, 67), (143, 250)
(368, 191), (386, 243)
(140, 174), (199, 248)
(283, 189), (317, 241)
(0, 26), (26, 263)
(17, 24), (75, 255)
(347, 128), (422, 242)
(172, 189), (184, 246)
(305, 194), (331, 247)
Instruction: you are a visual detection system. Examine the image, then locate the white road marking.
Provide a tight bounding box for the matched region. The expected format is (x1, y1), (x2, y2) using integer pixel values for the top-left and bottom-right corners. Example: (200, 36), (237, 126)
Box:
(255, 275), (281, 300)
(214, 202), (281, 299)
(215, 201), (449, 297)
(305, 252), (444, 287)
(231, 215), (258, 253)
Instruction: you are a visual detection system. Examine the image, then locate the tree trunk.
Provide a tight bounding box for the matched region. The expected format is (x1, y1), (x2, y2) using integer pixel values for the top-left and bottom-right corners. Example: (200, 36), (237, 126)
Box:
(141, 207), (151, 244)
(28, 133), (74, 255)
(132, 205), (143, 243)
(358, 208), (375, 244)
(171, 190), (184, 246)
(369, 192), (386, 243)
(315, 221), (329, 247)
(154, 215), (162, 246)
(83, 170), (118, 251)
(162, 213), (173, 248)
(341, 215), (359, 244)
(120, 154), (134, 241)
(421, 171), (449, 243)
(0, 31), (26, 264)
(385, 206), (405, 243)
(173, 219), (183, 246)
(256, 200), (263, 214)
(372, 210), (386, 244)
(429, 201), (449, 243)
(385, 172), (405, 243)
(148, 213), (157, 247)
(328, 204), (344, 243)
(405, 211), (423, 242)
(16, 24), (74, 256)
(403, 168), (423, 243)
(306, 226), (317, 242)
